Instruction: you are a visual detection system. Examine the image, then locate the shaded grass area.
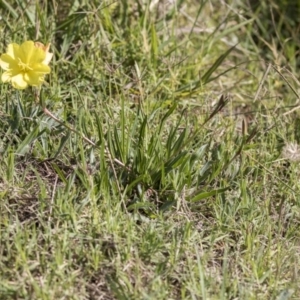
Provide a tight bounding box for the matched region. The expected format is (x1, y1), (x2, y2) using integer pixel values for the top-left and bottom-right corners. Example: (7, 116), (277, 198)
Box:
(0, 0), (300, 299)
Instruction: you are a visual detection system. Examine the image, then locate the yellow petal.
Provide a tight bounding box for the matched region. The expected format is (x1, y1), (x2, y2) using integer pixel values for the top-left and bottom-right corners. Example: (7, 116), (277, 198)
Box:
(19, 41), (35, 64)
(35, 42), (53, 65)
(43, 52), (53, 65)
(20, 41), (45, 65)
(33, 49), (47, 65)
(2, 71), (12, 82)
(24, 71), (44, 86)
(31, 63), (51, 74)
(6, 43), (20, 60)
(11, 73), (28, 89)
(0, 53), (19, 71)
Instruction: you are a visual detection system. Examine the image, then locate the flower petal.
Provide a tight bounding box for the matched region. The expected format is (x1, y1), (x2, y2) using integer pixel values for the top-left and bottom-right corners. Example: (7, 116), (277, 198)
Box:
(20, 41), (45, 65)
(11, 73), (28, 89)
(0, 53), (19, 71)
(6, 43), (20, 60)
(43, 52), (53, 65)
(35, 42), (53, 65)
(33, 50), (46, 65)
(31, 63), (51, 74)
(0, 41), (52, 89)
(2, 71), (12, 82)
(19, 41), (36, 64)
(24, 71), (44, 86)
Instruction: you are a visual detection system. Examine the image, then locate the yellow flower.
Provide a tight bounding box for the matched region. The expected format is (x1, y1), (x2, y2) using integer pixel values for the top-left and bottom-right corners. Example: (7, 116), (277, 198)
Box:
(34, 42), (53, 66)
(0, 41), (52, 90)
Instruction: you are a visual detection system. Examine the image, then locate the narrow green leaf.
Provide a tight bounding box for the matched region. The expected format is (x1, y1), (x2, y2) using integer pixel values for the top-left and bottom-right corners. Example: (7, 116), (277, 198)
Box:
(53, 131), (71, 159)
(16, 0), (35, 26)
(214, 19), (254, 41)
(16, 125), (40, 155)
(151, 151), (190, 183)
(188, 187), (229, 202)
(1, 0), (18, 18)
(171, 128), (187, 154)
(56, 11), (88, 31)
(51, 163), (68, 184)
(201, 44), (237, 84)
(158, 103), (177, 133)
(151, 23), (158, 65)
